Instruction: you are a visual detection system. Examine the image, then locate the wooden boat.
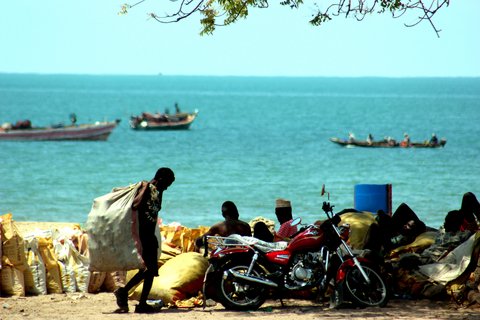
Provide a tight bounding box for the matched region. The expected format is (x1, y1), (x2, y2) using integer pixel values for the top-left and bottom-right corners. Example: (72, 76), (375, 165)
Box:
(330, 137), (447, 148)
(0, 120), (120, 141)
(130, 110), (198, 131)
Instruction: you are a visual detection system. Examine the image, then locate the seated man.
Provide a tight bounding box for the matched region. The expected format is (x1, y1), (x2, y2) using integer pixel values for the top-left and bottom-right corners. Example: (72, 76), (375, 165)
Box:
(273, 199), (298, 242)
(195, 201), (251, 249)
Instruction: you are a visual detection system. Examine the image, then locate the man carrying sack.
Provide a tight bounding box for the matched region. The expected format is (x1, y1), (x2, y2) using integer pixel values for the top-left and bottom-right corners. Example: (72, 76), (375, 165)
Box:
(113, 167), (175, 313)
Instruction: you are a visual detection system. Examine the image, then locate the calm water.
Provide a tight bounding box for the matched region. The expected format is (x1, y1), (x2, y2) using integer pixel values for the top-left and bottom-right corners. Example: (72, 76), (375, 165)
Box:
(0, 74), (479, 229)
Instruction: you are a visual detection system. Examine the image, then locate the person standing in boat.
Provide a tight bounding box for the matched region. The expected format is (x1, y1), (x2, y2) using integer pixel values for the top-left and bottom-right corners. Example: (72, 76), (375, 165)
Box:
(174, 102), (181, 114)
(429, 133), (439, 146)
(366, 133), (374, 145)
(348, 132), (355, 143)
(400, 133), (411, 147)
(70, 113), (77, 126)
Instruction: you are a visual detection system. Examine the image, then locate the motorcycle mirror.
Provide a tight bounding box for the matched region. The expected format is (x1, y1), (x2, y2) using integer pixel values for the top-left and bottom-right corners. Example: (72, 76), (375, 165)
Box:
(290, 217), (302, 227)
(321, 184), (330, 200)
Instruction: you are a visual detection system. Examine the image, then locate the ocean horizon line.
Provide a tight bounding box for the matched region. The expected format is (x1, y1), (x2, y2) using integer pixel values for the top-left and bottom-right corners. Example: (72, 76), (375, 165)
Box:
(1, 72), (479, 79)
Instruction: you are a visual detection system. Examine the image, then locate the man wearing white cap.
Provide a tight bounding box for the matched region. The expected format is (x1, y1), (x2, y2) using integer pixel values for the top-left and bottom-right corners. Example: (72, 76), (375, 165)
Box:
(274, 198), (298, 242)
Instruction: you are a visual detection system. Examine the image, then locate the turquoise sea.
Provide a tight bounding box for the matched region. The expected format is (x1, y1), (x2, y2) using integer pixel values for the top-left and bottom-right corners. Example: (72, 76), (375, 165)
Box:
(0, 74), (479, 229)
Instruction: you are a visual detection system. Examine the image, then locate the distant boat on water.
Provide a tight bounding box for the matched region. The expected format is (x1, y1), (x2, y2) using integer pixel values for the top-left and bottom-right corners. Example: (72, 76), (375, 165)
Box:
(0, 116), (120, 141)
(329, 137), (447, 148)
(130, 103), (198, 131)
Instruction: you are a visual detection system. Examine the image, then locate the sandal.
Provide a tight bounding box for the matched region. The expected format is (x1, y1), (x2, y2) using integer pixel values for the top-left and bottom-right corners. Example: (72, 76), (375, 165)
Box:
(113, 307), (129, 313)
(114, 287), (129, 309)
(135, 303), (161, 314)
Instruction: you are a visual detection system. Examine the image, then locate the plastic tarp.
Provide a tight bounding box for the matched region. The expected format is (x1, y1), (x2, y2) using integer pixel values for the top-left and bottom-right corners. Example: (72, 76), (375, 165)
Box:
(419, 233), (479, 285)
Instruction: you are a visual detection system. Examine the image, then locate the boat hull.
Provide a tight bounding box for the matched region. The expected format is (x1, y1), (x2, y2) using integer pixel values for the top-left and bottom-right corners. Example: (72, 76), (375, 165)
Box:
(0, 121), (119, 141)
(130, 112), (197, 131)
(330, 137), (446, 148)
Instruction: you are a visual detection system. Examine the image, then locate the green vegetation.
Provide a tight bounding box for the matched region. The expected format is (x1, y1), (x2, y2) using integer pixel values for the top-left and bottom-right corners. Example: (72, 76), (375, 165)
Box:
(119, 0), (449, 36)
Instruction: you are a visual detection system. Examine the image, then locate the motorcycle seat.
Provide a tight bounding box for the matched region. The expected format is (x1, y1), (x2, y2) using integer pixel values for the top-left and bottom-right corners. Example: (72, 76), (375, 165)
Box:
(227, 234), (288, 252)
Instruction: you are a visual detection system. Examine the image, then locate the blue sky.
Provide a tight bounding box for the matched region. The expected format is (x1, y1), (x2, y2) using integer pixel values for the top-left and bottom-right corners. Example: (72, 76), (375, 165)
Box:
(1, 0), (479, 77)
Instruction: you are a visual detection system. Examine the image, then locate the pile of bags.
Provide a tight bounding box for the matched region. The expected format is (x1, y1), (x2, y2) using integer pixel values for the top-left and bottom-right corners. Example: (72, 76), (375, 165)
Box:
(0, 213), (89, 296)
(0, 212), (210, 306)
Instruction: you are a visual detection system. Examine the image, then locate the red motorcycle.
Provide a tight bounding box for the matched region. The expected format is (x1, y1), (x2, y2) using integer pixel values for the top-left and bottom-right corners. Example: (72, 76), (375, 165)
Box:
(202, 200), (388, 310)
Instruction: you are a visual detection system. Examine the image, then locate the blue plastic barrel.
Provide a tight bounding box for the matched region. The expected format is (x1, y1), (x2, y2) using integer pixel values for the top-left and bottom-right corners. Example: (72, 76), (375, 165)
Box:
(354, 184), (392, 215)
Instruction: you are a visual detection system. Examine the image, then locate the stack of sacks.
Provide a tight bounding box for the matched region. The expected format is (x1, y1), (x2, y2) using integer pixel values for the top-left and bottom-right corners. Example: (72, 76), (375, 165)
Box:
(161, 223), (209, 253)
(1, 213), (29, 296)
(23, 224), (91, 294)
(1, 212), (213, 302)
(0, 213), (99, 296)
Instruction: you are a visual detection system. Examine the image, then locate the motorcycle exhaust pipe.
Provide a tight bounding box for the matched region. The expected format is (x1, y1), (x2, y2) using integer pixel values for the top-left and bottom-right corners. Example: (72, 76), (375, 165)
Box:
(226, 270), (279, 288)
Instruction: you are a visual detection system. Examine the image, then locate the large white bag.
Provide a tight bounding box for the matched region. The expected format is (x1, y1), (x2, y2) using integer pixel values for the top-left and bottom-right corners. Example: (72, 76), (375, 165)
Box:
(86, 182), (156, 272)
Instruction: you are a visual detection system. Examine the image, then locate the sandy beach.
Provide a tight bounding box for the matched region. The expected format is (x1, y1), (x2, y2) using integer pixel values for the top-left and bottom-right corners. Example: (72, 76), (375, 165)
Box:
(3, 220), (480, 320)
(2, 293), (480, 320)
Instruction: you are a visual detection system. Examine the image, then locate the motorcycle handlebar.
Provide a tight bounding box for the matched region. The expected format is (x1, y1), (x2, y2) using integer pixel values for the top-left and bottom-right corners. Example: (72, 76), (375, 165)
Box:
(322, 201), (334, 213)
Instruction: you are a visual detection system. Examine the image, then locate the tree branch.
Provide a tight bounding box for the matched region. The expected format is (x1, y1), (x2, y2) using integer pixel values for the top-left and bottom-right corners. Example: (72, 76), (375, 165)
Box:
(120, 0), (450, 36)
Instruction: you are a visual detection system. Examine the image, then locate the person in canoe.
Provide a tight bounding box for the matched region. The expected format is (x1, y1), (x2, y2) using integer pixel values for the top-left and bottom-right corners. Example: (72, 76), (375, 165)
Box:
(367, 133), (374, 145)
(400, 133), (411, 147)
(429, 133), (439, 146)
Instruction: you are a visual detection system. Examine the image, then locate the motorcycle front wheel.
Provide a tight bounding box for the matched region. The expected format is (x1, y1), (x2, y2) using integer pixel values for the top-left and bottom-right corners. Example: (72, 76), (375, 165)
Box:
(343, 264), (388, 307)
(215, 260), (268, 311)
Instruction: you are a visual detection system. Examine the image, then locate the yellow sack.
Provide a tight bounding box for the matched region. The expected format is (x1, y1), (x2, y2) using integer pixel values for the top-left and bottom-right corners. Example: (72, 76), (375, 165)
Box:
(66, 241), (90, 292)
(388, 231), (437, 259)
(161, 225), (184, 248)
(37, 237), (63, 294)
(181, 228), (203, 253)
(158, 242), (181, 267)
(23, 259), (39, 295)
(0, 265), (25, 296)
(339, 211), (376, 249)
(88, 271), (107, 293)
(103, 271), (127, 292)
(25, 237), (47, 295)
(131, 252), (208, 304)
(1, 213), (26, 269)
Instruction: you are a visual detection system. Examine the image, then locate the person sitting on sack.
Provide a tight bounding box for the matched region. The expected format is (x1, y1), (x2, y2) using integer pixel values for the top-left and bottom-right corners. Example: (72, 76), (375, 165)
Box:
(273, 198), (298, 242)
(363, 203), (429, 256)
(195, 200), (252, 249)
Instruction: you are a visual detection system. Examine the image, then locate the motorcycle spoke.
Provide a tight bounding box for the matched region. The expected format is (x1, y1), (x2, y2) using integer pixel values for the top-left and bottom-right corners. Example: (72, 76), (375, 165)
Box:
(220, 265), (266, 308)
(344, 266), (387, 307)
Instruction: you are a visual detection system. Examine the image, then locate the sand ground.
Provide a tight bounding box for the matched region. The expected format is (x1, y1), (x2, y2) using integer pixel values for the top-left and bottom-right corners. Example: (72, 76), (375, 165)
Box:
(5, 222), (480, 319)
(2, 294), (480, 320)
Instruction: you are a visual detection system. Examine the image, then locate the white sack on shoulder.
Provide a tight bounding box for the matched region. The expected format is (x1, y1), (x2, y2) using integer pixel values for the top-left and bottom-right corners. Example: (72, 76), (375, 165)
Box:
(86, 182), (146, 272)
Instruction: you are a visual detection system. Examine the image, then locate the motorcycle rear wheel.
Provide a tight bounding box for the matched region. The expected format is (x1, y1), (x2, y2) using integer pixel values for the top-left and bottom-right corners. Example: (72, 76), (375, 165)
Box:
(343, 264), (388, 307)
(216, 260), (268, 311)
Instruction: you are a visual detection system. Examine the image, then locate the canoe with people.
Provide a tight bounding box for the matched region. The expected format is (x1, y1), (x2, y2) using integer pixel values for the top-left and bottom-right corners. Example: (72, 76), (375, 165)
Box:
(330, 132), (446, 148)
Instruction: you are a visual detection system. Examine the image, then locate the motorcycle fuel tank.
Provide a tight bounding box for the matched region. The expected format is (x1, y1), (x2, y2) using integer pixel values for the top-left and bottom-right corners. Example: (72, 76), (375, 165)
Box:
(265, 227), (325, 265)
